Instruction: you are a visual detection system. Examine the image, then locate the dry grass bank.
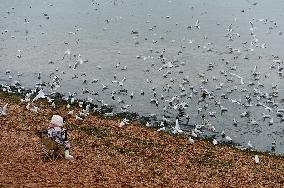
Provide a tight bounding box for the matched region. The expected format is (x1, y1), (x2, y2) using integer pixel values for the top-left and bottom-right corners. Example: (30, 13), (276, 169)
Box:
(0, 93), (284, 187)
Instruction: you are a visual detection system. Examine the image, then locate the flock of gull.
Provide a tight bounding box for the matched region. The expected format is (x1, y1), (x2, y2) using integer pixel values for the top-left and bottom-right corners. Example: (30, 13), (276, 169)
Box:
(1, 0), (284, 159)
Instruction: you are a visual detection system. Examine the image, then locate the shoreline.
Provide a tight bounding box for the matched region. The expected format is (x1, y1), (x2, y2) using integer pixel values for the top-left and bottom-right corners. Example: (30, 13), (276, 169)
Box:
(0, 85), (282, 156)
(1, 91), (284, 187)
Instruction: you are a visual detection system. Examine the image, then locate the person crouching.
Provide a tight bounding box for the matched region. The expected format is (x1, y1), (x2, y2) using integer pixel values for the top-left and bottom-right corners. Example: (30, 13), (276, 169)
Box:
(47, 115), (74, 160)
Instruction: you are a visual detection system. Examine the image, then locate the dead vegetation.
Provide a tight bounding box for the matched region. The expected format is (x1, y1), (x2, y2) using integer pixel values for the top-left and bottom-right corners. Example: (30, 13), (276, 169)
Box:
(0, 95), (284, 187)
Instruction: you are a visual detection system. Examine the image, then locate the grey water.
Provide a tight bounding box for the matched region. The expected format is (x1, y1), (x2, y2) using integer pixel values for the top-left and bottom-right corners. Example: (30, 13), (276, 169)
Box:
(1, 0), (284, 154)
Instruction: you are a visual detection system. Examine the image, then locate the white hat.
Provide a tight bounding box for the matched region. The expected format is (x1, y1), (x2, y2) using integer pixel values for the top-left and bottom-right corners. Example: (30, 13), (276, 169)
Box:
(50, 115), (64, 127)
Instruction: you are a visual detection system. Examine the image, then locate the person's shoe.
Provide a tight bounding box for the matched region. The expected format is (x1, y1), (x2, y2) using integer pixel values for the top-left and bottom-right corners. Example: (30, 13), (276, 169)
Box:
(65, 155), (74, 160)
(64, 150), (74, 160)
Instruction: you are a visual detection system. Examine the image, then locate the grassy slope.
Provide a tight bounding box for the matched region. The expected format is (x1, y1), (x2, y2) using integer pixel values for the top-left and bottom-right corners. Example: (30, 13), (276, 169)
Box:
(0, 93), (284, 187)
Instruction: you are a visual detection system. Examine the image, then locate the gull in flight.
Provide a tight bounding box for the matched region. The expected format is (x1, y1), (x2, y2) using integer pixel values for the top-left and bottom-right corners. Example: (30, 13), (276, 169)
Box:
(225, 136), (232, 142)
(146, 122), (151, 127)
(194, 19), (200, 29)
(119, 77), (126, 87)
(172, 118), (183, 134)
(247, 141), (253, 149)
(188, 137), (194, 144)
(157, 126), (166, 132)
(213, 139), (218, 145)
(32, 90), (46, 102)
(0, 103), (8, 116)
(101, 83), (108, 90)
(191, 130), (198, 138)
(118, 118), (129, 127)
